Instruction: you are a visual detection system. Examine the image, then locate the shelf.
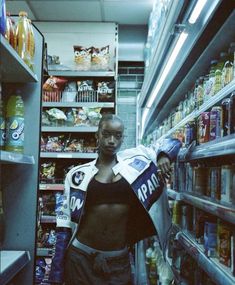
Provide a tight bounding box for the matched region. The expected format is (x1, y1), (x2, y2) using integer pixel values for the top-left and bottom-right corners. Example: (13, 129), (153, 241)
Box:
(180, 134), (235, 161)
(42, 102), (115, 108)
(37, 247), (54, 257)
(0, 250), (30, 285)
(167, 189), (183, 201)
(0, 35), (38, 83)
(181, 192), (235, 225)
(40, 215), (56, 224)
(48, 68), (115, 78)
(41, 126), (98, 133)
(39, 183), (64, 191)
(158, 80), (235, 142)
(40, 152), (97, 159)
(0, 150), (35, 164)
(177, 231), (235, 285)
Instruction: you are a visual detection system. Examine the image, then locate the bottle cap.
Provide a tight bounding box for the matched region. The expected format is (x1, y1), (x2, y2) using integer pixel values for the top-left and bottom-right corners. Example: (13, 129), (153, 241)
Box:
(19, 11), (28, 17)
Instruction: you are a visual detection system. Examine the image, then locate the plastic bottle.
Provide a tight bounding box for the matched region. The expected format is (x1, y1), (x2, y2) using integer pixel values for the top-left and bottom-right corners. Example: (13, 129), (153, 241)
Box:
(15, 11), (31, 67)
(0, 0), (6, 36)
(5, 13), (15, 48)
(0, 94), (6, 150)
(5, 92), (25, 153)
(27, 18), (35, 71)
(214, 52), (227, 94)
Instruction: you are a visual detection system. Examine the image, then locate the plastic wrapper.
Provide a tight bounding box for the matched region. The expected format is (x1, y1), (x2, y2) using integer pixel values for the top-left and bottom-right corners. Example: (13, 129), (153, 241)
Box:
(91, 45), (110, 70)
(64, 139), (84, 152)
(62, 81), (77, 102)
(35, 258), (46, 283)
(43, 76), (67, 92)
(40, 162), (56, 180)
(77, 80), (95, 102)
(46, 108), (67, 126)
(97, 81), (115, 102)
(41, 111), (51, 126)
(74, 107), (88, 126)
(45, 135), (64, 152)
(73, 45), (91, 70)
(86, 107), (102, 126)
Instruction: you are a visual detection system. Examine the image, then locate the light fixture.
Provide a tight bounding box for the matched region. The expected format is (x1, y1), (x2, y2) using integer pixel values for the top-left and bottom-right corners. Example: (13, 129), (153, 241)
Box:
(146, 31), (188, 109)
(141, 107), (150, 138)
(188, 0), (207, 24)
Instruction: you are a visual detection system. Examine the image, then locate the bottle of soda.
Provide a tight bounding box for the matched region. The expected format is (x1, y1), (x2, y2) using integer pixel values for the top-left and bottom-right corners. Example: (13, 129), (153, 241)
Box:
(5, 91), (25, 153)
(0, 84), (6, 150)
(15, 11), (31, 67)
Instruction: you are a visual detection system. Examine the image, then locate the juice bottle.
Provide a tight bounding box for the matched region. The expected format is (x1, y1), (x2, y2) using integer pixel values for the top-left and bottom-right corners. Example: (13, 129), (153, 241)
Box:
(27, 19), (35, 71)
(0, 0), (6, 36)
(5, 13), (15, 48)
(15, 11), (30, 67)
(0, 84), (6, 150)
(5, 92), (25, 153)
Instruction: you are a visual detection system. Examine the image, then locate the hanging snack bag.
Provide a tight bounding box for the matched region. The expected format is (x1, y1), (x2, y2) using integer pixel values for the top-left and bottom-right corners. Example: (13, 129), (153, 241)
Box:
(73, 45), (91, 70)
(91, 45), (110, 70)
(97, 81), (115, 102)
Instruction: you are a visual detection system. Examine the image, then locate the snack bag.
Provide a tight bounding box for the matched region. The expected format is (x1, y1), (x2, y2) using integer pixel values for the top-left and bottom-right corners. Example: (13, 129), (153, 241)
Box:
(77, 80), (95, 102)
(73, 45), (91, 70)
(97, 81), (115, 102)
(91, 45), (110, 70)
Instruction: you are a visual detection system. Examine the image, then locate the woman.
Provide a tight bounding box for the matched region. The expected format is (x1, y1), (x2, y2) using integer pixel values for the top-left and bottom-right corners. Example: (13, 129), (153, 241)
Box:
(49, 114), (181, 285)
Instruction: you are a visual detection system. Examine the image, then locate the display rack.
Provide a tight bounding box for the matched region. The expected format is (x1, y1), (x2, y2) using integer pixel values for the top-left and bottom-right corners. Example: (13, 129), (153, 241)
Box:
(0, 23), (44, 285)
(0, 251), (31, 285)
(177, 231), (235, 285)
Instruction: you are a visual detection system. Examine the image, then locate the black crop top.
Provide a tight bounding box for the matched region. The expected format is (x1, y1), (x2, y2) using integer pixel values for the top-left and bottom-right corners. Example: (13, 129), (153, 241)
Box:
(86, 177), (134, 206)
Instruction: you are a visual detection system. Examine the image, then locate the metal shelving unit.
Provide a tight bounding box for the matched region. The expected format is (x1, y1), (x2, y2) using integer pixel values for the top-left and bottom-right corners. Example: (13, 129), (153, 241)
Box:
(48, 69), (115, 78)
(0, 22), (44, 285)
(177, 231), (235, 285)
(39, 184), (64, 191)
(40, 215), (56, 224)
(0, 150), (35, 164)
(0, 251), (31, 285)
(37, 248), (54, 257)
(43, 101), (114, 108)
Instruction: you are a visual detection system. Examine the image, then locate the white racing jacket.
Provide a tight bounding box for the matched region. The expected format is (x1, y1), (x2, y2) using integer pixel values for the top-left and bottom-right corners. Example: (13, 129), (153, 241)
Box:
(49, 138), (182, 283)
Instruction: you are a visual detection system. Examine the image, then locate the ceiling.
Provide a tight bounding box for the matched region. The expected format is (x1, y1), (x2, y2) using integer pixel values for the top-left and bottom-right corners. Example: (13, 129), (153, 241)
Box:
(5, 0), (153, 25)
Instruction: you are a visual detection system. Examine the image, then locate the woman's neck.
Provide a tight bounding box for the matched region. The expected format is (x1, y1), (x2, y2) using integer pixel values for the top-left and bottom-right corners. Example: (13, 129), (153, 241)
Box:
(96, 153), (117, 167)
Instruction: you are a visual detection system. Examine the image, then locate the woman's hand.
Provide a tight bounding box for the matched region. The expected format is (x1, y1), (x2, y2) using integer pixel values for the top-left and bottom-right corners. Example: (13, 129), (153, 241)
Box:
(157, 154), (171, 183)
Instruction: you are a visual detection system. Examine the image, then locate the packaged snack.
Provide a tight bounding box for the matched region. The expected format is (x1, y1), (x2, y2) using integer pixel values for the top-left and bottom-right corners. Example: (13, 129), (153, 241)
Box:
(43, 76), (67, 92)
(64, 139), (83, 152)
(85, 107), (102, 126)
(62, 81), (77, 102)
(35, 258), (46, 283)
(73, 45), (91, 70)
(41, 111), (51, 126)
(74, 108), (88, 126)
(97, 81), (115, 102)
(46, 108), (67, 126)
(91, 45), (110, 70)
(218, 222), (231, 266)
(45, 135), (64, 152)
(77, 80), (95, 102)
(40, 162), (56, 181)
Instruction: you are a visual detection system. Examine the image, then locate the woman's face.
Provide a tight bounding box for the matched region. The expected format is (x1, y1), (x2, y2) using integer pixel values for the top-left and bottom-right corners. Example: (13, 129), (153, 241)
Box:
(97, 119), (124, 156)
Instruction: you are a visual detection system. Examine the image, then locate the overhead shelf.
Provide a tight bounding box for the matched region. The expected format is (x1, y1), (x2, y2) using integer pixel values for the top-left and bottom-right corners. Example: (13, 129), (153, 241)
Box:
(177, 231), (235, 285)
(42, 102), (115, 108)
(48, 68), (115, 78)
(0, 35), (38, 83)
(0, 150), (35, 164)
(41, 126), (98, 132)
(40, 152), (97, 159)
(178, 134), (235, 161)
(181, 192), (235, 225)
(0, 250), (30, 285)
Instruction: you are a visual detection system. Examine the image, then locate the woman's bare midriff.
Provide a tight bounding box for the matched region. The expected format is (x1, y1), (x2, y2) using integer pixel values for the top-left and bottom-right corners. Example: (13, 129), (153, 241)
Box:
(76, 203), (130, 250)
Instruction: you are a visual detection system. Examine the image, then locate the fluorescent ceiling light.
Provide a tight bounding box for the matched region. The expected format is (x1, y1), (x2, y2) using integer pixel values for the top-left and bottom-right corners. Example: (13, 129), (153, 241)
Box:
(141, 107), (150, 138)
(146, 31), (188, 109)
(188, 0), (207, 24)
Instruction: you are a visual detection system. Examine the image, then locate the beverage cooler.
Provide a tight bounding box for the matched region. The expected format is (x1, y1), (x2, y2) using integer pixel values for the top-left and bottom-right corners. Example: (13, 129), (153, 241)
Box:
(136, 0), (235, 285)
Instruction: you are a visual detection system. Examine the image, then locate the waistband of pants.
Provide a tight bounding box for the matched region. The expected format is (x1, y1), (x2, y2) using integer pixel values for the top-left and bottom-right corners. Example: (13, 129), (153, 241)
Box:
(72, 238), (128, 258)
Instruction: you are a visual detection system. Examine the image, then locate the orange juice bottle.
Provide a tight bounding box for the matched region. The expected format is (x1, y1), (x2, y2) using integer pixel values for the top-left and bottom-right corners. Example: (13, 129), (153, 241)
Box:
(27, 19), (35, 71)
(15, 11), (31, 67)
